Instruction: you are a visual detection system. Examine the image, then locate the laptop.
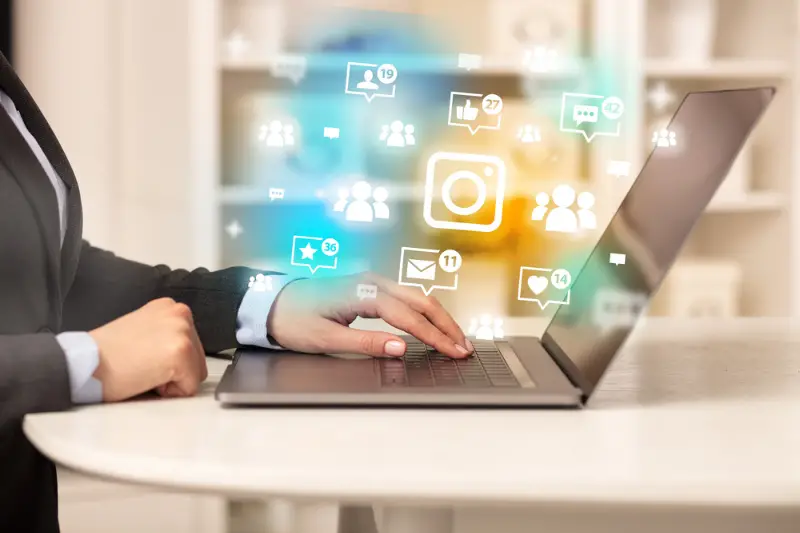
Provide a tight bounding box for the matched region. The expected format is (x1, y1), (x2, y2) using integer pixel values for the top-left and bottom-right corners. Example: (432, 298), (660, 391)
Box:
(216, 87), (775, 408)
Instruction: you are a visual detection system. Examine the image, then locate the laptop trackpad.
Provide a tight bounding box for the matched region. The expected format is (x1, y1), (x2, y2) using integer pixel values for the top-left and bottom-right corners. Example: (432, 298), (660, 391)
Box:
(230, 350), (383, 394)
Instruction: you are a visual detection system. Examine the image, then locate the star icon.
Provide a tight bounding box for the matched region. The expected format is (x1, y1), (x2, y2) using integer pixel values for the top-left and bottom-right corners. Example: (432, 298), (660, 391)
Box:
(225, 220), (244, 239)
(299, 243), (317, 260)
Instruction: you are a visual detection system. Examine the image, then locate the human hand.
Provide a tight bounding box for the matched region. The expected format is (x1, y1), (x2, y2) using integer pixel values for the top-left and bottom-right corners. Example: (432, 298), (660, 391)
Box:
(89, 298), (208, 402)
(267, 273), (473, 359)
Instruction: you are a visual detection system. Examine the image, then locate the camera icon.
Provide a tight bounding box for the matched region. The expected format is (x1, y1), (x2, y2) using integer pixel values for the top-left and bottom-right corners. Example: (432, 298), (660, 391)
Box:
(423, 152), (506, 233)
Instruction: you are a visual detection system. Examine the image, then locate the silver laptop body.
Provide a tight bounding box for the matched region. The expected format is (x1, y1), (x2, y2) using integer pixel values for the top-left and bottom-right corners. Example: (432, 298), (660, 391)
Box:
(216, 88), (775, 408)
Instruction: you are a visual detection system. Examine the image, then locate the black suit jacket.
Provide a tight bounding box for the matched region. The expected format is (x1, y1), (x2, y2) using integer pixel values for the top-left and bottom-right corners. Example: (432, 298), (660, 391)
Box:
(0, 53), (258, 531)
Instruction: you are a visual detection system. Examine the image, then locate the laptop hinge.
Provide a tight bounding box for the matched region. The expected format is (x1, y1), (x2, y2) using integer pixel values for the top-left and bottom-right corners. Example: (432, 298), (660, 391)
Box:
(540, 333), (593, 404)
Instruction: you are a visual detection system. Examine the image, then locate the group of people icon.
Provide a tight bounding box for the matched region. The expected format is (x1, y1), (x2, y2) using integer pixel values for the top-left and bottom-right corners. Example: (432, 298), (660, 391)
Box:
(532, 184), (596, 233)
(653, 129), (677, 148)
(259, 120), (296, 149)
(468, 315), (505, 341)
(334, 181), (390, 223)
(379, 121), (416, 148)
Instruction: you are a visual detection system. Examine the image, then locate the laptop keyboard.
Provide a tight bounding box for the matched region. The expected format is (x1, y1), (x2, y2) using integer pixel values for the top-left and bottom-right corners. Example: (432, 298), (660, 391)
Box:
(377, 339), (520, 388)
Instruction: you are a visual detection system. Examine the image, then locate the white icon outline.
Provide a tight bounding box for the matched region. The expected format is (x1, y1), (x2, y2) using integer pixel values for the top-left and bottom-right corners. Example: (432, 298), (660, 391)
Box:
(448, 92), (503, 135)
(270, 54), (308, 84)
(609, 253), (627, 266)
(517, 266), (572, 309)
(291, 235), (339, 274)
(424, 152), (506, 233)
(560, 92), (623, 143)
(398, 247), (460, 296)
(345, 62), (397, 102)
(457, 53), (482, 71)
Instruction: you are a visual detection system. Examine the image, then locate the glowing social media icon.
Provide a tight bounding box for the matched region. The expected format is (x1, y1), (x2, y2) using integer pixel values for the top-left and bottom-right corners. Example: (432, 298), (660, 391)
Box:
(607, 160), (632, 178)
(517, 266), (572, 309)
(448, 92), (503, 135)
(561, 92), (625, 142)
(609, 253), (627, 266)
(424, 152), (506, 233)
(457, 53), (482, 71)
(356, 284), (378, 300)
(593, 288), (648, 333)
(323, 127), (340, 139)
(399, 247), (462, 296)
(269, 188), (285, 201)
(270, 54), (308, 84)
(345, 62), (398, 102)
(291, 235), (340, 274)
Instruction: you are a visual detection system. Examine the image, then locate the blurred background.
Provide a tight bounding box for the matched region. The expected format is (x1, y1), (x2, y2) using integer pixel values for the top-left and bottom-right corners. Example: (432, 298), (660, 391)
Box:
(3, 0), (799, 531)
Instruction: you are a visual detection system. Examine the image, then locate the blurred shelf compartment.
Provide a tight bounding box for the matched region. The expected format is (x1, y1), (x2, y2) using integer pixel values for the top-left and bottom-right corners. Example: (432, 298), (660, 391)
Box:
(220, 53), (585, 78)
(644, 59), (792, 79)
(705, 191), (785, 213)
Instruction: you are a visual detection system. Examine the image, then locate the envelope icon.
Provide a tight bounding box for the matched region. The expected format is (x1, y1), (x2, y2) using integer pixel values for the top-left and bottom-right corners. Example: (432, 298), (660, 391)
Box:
(406, 259), (437, 281)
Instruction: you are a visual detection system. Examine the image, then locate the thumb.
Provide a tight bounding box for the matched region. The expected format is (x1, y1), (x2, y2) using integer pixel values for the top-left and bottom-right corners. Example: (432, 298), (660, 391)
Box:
(464, 99), (472, 108)
(319, 322), (406, 358)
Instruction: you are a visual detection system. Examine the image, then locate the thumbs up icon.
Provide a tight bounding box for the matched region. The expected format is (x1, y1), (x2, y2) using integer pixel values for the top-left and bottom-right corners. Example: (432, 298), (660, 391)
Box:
(456, 99), (479, 121)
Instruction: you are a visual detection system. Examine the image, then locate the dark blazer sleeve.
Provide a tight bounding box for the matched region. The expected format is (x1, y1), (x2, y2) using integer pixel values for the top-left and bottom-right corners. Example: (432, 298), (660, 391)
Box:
(62, 241), (265, 354)
(0, 334), (72, 421)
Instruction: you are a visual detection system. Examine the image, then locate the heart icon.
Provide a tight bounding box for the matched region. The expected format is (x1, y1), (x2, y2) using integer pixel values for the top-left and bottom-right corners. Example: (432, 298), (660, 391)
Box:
(528, 275), (549, 295)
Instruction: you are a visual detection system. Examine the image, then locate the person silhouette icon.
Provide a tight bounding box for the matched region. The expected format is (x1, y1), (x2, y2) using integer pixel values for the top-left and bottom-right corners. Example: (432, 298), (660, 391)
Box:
(386, 121), (406, 147)
(519, 124), (540, 144)
(545, 185), (578, 233)
(333, 188), (349, 212)
(532, 192), (549, 221)
(404, 124), (416, 146)
(266, 120), (284, 148)
(283, 124), (295, 146)
(356, 69), (379, 91)
(475, 315), (494, 341)
(372, 186), (390, 219)
(345, 181), (374, 222)
(577, 191), (597, 230)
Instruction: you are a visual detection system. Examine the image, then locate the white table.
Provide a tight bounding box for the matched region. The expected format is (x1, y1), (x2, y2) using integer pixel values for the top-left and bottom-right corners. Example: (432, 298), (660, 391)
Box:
(24, 319), (800, 533)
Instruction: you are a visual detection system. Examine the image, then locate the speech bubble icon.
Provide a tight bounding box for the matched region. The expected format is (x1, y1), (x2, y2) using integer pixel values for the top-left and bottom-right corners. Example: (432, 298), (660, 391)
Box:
(290, 235), (339, 274)
(457, 53), (482, 71)
(356, 284), (378, 300)
(323, 127), (340, 139)
(398, 247), (460, 296)
(345, 62), (398, 103)
(609, 253), (627, 266)
(573, 104), (598, 126)
(607, 160), (632, 178)
(593, 289), (647, 333)
(269, 188), (285, 201)
(271, 54), (308, 84)
(517, 266), (571, 310)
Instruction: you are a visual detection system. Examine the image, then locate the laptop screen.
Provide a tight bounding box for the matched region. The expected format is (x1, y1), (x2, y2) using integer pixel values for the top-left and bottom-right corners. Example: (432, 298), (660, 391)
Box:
(541, 88), (775, 398)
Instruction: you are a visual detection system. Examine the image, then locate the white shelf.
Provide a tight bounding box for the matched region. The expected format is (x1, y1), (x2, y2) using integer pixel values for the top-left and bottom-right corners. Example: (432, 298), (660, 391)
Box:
(705, 191), (785, 213)
(220, 53), (584, 78)
(645, 59), (792, 79)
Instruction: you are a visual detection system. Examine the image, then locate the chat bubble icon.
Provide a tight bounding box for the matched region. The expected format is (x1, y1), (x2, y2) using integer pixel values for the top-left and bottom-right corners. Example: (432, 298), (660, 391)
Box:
(560, 92), (623, 142)
(345, 62), (398, 103)
(593, 289), (648, 333)
(517, 267), (572, 310)
(457, 53), (482, 71)
(607, 160), (632, 178)
(356, 284), (378, 300)
(572, 104), (598, 126)
(271, 54), (308, 84)
(398, 247), (461, 296)
(268, 188), (285, 201)
(609, 253), (626, 266)
(291, 235), (339, 274)
(323, 127), (340, 139)
(448, 92), (503, 135)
